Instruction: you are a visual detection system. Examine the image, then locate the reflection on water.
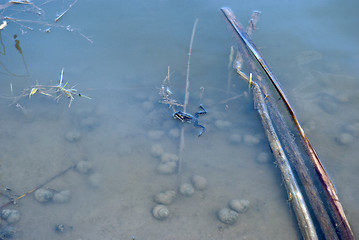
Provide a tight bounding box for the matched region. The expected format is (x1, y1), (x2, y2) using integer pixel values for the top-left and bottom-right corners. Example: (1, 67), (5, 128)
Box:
(0, 0), (358, 239)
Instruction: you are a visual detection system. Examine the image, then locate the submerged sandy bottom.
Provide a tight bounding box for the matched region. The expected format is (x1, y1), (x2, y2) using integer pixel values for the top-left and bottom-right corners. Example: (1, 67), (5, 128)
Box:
(0, 87), (303, 239)
(1, 76), (358, 239)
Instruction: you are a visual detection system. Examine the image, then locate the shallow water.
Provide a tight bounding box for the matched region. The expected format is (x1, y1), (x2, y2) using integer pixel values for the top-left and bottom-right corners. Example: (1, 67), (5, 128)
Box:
(0, 0), (358, 239)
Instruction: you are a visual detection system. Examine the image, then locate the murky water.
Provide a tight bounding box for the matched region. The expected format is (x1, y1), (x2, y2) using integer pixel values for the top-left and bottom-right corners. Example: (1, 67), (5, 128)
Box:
(0, 0), (358, 239)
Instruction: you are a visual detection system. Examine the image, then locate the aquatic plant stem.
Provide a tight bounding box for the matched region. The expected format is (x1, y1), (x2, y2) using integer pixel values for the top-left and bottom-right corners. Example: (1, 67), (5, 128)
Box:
(177, 19), (198, 179)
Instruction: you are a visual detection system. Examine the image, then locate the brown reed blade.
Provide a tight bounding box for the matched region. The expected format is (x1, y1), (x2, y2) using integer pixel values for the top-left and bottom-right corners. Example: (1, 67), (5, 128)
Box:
(232, 43), (337, 239)
(252, 81), (318, 240)
(221, 7), (355, 240)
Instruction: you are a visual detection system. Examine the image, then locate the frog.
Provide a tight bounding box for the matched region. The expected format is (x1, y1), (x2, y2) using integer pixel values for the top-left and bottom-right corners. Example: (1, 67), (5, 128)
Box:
(173, 105), (207, 137)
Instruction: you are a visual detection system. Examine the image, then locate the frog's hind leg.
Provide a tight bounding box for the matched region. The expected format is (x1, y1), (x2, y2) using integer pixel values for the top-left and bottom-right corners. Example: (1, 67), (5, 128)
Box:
(194, 105), (207, 137)
(194, 104), (207, 118)
(194, 120), (206, 137)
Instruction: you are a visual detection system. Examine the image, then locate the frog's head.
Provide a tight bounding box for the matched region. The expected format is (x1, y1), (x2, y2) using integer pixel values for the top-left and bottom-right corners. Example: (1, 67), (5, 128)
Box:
(173, 111), (185, 121)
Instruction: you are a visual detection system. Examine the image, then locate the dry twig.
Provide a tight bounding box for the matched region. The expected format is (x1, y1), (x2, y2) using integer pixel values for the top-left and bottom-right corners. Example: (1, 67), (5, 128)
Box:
(159, 66), (183, 110)
(54, 0), (78, 22)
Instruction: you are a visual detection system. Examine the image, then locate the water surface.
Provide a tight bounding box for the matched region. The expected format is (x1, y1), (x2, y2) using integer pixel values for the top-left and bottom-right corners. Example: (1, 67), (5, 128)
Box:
(0, 0), (358, 239)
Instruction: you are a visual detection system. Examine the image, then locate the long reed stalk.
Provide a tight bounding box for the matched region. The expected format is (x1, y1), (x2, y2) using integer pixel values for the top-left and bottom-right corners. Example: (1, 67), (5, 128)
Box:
(177, 19), (199, 180)
(183, 18), (198, 113)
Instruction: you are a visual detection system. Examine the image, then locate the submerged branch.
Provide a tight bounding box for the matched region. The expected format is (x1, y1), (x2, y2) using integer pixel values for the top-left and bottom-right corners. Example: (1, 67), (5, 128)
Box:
(0, 164), (75, 209)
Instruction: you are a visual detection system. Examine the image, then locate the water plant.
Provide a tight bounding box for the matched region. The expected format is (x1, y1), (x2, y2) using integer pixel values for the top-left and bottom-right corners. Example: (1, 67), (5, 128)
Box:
(10, 68), (91, 108)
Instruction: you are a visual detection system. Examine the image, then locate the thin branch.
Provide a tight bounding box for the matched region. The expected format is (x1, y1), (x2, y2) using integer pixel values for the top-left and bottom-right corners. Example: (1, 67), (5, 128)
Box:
(0, 164), (75, 209)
